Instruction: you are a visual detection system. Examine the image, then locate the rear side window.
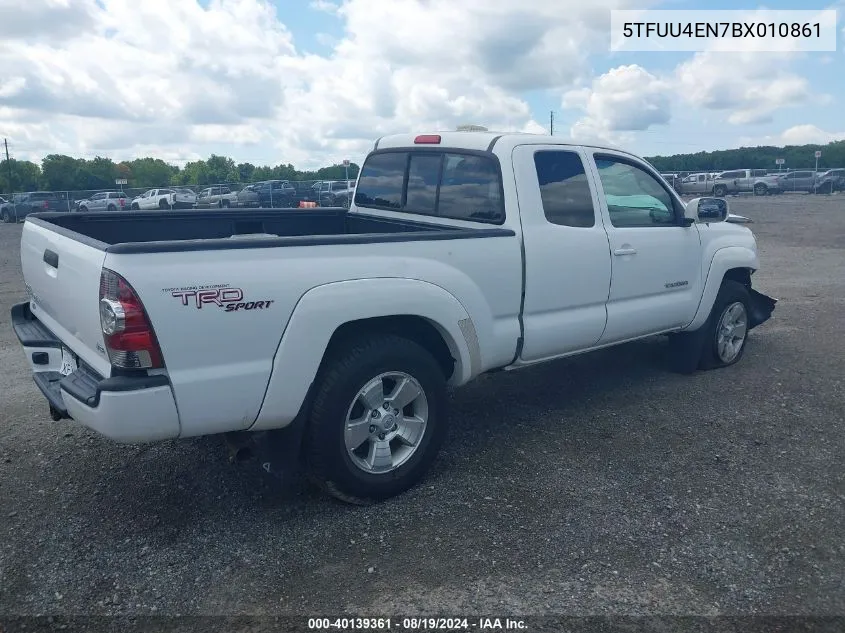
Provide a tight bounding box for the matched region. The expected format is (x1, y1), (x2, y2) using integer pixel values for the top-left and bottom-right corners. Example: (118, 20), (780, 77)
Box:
(355, 150), (504, 223)
(533, 151), (595, 228)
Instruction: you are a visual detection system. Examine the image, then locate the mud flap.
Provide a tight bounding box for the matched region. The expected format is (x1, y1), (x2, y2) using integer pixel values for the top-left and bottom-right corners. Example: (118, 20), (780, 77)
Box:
(250, 417), (308, 494)
(669, 286), (776, 374)
(748, 288), (777, 329)
(667, 328), (709, 375)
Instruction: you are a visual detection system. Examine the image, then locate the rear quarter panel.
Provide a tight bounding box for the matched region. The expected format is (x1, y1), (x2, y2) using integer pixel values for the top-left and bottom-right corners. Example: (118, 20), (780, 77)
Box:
(109, 234), (522, 437)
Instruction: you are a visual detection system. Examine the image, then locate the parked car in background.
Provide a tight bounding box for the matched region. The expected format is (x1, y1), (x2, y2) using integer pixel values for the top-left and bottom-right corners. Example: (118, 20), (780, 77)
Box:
(0, 196), (7, 205)
(317, 180), (355, 207)
(75, 191), (129, 212)
(678, 172), (716, 196)
(130, 188), (196, 210)
(235, 184), (259, 208)
(196, 185), (238, 208)
(713, 169), (782, 196)
(776, 170), (816, 193)
(813, 169), (845, 194)
(253, 180), (295, 208)
(292, 181), (318, 207)
(1, 191), (67, 223)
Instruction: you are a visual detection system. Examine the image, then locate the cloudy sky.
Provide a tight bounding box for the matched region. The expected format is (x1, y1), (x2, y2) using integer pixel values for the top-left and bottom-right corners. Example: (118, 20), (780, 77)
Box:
(0, 0), (843, 169)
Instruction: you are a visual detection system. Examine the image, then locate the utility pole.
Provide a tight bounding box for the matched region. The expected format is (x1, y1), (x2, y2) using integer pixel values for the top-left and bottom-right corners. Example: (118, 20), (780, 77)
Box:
(3, 138), (12, 194)
(549, 111), (554, 136)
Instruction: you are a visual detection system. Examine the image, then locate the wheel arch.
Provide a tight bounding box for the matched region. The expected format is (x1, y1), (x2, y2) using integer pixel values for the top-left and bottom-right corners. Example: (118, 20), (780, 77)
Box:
(685, 247), (758, 332)
(250, 278), (478, 432)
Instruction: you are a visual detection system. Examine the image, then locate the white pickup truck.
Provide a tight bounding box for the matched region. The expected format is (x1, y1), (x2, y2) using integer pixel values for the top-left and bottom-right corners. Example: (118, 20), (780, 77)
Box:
(12, 131), (775, 503)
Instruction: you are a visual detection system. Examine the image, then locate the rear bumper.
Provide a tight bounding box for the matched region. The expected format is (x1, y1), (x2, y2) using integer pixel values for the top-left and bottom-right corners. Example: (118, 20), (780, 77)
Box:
(11, 302), (180, 443)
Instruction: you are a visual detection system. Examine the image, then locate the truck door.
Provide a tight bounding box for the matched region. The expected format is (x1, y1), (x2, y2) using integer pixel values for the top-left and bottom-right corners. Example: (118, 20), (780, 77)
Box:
(512, 145), (611, 361)
(585, 150), (703, 343)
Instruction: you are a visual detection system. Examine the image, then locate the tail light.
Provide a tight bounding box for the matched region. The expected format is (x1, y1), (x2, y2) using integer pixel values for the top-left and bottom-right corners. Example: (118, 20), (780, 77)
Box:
(99, 269), (164, 369)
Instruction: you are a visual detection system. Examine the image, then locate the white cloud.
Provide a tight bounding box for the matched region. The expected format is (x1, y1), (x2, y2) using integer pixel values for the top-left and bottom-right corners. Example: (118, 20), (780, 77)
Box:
(0, 0), (655, 168)
(736, 124), (845, 148)
(562, 65), (671, 144)
(675, 52), (819, 125)
(780, 124), (845, 145)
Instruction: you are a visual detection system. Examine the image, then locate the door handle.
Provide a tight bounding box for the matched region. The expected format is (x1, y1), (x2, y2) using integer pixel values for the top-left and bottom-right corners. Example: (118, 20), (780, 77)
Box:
(613, 247), (637, 256)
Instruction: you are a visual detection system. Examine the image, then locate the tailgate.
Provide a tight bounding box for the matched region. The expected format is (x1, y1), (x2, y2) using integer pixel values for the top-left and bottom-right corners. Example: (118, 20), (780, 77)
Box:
(20, 220), (111, 377)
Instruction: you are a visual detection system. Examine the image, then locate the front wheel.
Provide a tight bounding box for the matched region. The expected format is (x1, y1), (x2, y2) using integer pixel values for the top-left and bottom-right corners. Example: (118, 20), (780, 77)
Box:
(306, 334), (448, 504)
(131, 203), (139, 210)
(699, 280), (751, 370)
(1, 209), (11, 223)
(713, 185), (728, 197)
(79, 206), (89, 213)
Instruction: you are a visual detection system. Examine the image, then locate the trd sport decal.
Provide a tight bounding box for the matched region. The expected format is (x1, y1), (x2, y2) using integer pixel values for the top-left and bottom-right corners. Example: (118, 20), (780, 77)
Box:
(163, 286), (274, 312)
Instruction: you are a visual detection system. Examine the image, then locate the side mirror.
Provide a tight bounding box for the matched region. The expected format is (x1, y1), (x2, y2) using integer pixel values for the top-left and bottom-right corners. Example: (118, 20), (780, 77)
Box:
(685, 197), (728, 223)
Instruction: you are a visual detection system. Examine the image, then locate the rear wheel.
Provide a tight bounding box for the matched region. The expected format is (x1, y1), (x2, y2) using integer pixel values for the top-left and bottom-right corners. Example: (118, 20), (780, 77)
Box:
(1, 209), (11, 223)
(159, 199), (170, 210)
(222, 199), (230, 208)
(79, 205), (89, 213)
(107, 204), (116, 211)
(753, 183), (767, 196)
(713, 185), (728, 197)
(131, 203), (139, 210)
(306, 334), (448, 504)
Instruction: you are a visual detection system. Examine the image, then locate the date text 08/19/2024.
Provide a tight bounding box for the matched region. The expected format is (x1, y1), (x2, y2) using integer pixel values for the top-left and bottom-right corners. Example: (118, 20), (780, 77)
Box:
(307, 617), (528, 631)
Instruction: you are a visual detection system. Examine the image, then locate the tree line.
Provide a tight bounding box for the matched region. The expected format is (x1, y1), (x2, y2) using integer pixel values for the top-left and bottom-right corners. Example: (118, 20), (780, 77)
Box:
(645, 140), (845, 173)
(0, 153), (360, 195)
(3, 138), (843, 195)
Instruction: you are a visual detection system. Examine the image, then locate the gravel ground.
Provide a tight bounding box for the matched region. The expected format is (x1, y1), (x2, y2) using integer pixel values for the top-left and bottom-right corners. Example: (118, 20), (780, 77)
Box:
(0, 195), (843, 624)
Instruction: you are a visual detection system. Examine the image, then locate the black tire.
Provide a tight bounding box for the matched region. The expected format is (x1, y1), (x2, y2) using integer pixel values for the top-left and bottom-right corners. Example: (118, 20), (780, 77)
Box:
(222, 199), (230, 208)
(79, 206), (89, 213)
(753, 183), (767, 196)
(159, 199), (170, 210)
(131, 203), (139, 210)
(1, 209), (11, 223)
(107, 204), (116, 211)
(698, 280), (751, 370)
(713, 185), (728, 197)
(306, 334), (448, 504)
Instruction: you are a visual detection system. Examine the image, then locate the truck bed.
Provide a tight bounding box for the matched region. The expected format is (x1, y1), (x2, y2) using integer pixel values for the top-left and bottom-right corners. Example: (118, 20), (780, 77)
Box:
(26, 208), (511, 254)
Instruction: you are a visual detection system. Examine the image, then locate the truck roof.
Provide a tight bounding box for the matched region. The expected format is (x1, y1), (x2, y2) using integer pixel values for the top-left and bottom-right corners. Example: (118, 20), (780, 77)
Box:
(374, 131), (625, 154)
